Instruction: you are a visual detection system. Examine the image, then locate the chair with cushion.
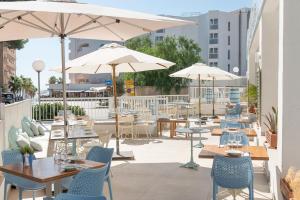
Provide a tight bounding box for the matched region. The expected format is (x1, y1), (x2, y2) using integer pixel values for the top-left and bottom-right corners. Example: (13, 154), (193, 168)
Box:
(211, 155), (254, 200)
(2, 150), (46, 200)
(220, 132), (249, 146)
(62, 146), (114, 200)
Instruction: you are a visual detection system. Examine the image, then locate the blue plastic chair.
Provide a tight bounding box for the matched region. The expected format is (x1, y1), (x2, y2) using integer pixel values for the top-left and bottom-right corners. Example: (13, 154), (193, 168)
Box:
(219, 132), (249, 146)
(226, 104), (242, 116)
(2, 150), (46, 200)
(220, 120), (243, 129)
(62, 146), (114, 200)
(211, 156), (254, 200)
(69, 166), (108, 196)
(52, 194), (107, 200)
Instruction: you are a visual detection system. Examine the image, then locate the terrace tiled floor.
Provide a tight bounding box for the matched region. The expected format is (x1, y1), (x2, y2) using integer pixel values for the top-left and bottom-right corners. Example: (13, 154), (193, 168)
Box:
(8, 123), (273, 200)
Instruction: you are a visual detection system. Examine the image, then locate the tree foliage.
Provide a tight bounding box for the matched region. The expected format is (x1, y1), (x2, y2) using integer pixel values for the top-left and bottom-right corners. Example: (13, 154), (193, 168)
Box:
(245, 84), (257, 106)
(124, 36), (201, 94)
(8, 75), (37, 98)
(48, 76), (58, 84)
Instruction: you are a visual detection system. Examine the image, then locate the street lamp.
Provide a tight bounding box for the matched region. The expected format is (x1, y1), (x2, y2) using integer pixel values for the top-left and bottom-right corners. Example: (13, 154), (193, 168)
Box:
(233, 66), (240, 74)
(32, 59), (45, 122)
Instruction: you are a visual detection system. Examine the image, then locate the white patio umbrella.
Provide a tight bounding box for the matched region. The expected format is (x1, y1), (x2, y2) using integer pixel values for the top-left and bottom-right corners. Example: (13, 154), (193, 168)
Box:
(0, 0), (191, 148)
(170, 63), (240, 117)
(52, 42), (175, 156)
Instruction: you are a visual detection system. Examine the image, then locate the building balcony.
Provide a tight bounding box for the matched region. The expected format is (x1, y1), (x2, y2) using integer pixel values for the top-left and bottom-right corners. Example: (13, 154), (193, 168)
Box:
(209, 53), (218, 59)
(210, 24), (218, 30)
(209, 38), (218, 44)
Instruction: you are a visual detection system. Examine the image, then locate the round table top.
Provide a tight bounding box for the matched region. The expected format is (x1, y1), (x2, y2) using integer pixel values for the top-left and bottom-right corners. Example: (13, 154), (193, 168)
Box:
(175, 127), (193, 134)
(189, 127), (210, 133)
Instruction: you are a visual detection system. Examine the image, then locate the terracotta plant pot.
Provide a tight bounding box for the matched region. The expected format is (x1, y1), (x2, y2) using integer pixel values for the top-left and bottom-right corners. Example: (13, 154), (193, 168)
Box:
(266, 130), (277, 149)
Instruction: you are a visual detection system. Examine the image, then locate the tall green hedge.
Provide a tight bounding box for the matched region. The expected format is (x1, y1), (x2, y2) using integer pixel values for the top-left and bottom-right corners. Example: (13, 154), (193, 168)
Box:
(32, 102), (86, 120)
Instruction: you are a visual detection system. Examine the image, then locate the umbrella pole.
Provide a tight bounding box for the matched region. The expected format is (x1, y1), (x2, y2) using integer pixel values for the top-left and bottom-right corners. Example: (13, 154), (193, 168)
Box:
(212, 77), (215, 117)
(198, 74), (201, 118)
(60, 14), (68, 153)
(112, 65), (120, 155)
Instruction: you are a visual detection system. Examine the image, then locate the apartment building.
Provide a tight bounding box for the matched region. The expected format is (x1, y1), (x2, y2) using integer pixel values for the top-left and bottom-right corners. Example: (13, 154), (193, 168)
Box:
(68, 8), (250, 84)
(0, 42), (16, 90)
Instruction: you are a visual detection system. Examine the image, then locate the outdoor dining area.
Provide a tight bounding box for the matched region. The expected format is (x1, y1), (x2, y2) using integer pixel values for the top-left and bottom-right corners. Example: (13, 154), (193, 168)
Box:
(0, 1), (272, 200)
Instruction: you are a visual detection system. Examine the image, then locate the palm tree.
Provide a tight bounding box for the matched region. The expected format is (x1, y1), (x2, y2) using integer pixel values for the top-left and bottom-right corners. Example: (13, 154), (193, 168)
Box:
(8, 76), (23, 99)
(48, 76), (58, 84)
(21, 76), (35, 99)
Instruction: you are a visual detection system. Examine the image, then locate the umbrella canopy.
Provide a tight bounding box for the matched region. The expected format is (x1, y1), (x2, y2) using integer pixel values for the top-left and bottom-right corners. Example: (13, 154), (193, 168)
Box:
(52, 43), (175, 73)
(0, 1), (191, 41)
(169, 63), (240, 80)
(170, 63), (240, 117)
(0, 0), (191, 156)
(52, 42), (175, 155)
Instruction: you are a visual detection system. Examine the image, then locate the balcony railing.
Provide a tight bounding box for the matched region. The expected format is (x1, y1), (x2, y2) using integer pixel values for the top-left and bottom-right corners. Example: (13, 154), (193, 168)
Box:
(209, 38), (218, 44)
(210, 24), (218, 30)
(209, 53), (218, 59)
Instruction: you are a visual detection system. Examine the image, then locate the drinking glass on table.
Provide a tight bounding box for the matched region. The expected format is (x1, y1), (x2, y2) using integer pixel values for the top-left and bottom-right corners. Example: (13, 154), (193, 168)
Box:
(236, 134), (242, 147)
(228, 132), (235, 149)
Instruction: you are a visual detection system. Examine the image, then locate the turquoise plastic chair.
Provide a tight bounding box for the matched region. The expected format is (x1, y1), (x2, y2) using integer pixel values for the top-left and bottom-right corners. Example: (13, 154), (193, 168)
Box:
(219, 132), (249, 146)
(211, 156), (254, 200)
(45, 166), (108, 200)
(2, 150), (46, 200)
(62, 146), (114, 200)
(220, 120), (243, 129)
(68, 166), (108, 196)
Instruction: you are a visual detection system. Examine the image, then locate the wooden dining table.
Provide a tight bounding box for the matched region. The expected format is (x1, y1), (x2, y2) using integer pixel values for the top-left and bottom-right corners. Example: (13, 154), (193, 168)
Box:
(0, 157), (105, 196)
(157, 118), (187, 138)
(211, 128), (257, 137)
(198, 145), (269, 160)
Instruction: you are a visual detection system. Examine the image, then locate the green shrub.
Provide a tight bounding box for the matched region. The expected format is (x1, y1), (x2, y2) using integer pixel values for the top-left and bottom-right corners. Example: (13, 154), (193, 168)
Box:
(32, 102), (86, 120)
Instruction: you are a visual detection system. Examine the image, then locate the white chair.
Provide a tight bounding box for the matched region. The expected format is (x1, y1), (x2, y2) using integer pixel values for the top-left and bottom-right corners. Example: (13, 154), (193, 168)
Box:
(135, 112), (152, 139)
(118, 115), (135, 139)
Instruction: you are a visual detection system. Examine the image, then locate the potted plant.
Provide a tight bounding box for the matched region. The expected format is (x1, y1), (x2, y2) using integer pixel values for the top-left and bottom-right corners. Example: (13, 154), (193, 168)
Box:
(20, 145), (34, 167)
(264, 107), (278, 148)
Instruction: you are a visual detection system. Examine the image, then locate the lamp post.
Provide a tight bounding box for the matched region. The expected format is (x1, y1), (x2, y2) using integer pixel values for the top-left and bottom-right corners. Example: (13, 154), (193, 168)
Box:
(32, 60), (45, 122)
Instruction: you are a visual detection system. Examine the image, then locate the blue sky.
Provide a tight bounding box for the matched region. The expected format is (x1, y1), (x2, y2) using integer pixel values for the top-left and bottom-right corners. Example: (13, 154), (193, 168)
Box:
(16, 0), (252, 90)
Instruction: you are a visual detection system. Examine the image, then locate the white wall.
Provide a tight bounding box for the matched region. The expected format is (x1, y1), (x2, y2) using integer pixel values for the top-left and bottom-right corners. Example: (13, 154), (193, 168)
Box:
(277, 0), (300, 173)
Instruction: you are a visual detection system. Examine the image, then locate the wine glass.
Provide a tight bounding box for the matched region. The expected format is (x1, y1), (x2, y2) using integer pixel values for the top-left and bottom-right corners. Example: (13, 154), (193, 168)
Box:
(236, 134), (242, 147)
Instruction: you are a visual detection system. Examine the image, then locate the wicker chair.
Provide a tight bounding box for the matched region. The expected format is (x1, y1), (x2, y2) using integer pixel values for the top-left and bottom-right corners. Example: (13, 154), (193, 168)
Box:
(211, 155), (254, 200)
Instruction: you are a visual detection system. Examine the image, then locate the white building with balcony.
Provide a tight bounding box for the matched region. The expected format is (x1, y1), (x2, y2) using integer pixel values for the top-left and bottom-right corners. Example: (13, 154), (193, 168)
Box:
(69, 8), (250, 79)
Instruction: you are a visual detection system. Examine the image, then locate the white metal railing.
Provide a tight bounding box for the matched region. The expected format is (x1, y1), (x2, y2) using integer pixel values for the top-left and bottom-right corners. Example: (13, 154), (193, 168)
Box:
(189, 86), (246, 104)
(33, 92), (244, 121)
(33, 97), (111, 120)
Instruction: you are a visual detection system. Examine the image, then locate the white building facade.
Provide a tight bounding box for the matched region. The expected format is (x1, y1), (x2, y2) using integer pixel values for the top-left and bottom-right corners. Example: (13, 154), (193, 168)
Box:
(68, 8), (250, 81)
(248, 0), (300, 199)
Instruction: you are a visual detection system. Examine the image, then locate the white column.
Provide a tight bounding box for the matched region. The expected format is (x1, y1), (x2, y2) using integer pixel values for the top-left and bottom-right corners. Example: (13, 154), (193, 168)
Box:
(260, 0), (279, 133)
(278, 0), (300, 173)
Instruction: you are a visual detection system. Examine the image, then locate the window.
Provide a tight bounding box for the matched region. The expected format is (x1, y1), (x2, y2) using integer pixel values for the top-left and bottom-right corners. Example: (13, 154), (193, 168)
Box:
(209, 48), (218, 59)
(209, 33), (218, 44)
(227, 64), (231, 72)
(209, 62), (218, 67)
(228, 22), (231, 31)
(156, 29), (165, 33)
(210, 18), (219, 29)
(228, 50), (231, 60)
(77, 43), (89, 52)
(155, 36), (164, 42)
(228, 36), (231, 45)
